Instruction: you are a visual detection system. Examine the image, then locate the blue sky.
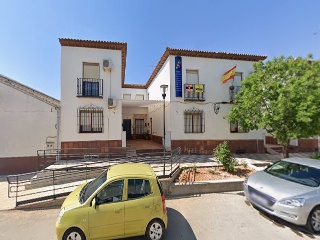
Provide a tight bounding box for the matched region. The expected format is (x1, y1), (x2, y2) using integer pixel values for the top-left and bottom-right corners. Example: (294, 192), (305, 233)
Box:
(0, 0), (319, 100)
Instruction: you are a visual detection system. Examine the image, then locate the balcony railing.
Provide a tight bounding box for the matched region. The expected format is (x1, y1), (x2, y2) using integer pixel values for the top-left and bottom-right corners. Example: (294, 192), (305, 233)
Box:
(229, 85), (241, 102)
(184, 84), (205, 101)
(77, 78), (103, 97)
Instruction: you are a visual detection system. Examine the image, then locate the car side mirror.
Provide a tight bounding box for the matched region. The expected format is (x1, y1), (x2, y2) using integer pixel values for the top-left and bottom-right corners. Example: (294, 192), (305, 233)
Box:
(92, 197), (97, 209)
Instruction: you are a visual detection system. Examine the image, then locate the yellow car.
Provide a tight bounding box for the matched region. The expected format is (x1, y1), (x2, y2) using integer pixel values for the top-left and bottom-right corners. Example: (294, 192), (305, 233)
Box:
(56, 163), (168, 240)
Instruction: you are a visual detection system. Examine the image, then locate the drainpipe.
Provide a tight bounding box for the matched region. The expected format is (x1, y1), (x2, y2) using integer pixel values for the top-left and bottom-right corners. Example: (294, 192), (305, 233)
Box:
(55, 106), (61, 161)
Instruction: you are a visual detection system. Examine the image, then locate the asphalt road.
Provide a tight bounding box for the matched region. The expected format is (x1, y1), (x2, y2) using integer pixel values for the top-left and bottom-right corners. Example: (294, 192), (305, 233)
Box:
(0, 192), (319, 240)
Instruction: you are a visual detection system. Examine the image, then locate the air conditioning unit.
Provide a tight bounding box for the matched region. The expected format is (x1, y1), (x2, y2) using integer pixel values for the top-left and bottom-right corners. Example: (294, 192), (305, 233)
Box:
(108, 98), (116, 108)
(103, 59), (113, 71)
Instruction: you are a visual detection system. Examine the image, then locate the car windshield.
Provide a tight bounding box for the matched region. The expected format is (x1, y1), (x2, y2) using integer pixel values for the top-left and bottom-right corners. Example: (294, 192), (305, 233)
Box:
(265, 160), (320, 187)
(79, 169), (108, 203)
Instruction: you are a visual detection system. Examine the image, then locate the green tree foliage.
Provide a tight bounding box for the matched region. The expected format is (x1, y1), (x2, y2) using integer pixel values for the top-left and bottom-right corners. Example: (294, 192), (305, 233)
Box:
(228, 55), (320, 158)
(213, 141), (237, 172)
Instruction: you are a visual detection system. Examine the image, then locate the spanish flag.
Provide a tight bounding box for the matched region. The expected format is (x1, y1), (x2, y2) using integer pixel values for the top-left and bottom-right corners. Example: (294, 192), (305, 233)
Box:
(221, 65), (236, 84)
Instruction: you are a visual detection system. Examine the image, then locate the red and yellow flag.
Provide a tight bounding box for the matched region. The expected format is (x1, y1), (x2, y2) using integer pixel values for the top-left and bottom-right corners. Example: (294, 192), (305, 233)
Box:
(221, 65), (236, 84)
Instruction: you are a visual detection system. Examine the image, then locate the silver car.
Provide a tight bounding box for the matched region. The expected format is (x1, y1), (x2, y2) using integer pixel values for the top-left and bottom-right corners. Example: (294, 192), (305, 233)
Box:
(243, 157), (320, 233)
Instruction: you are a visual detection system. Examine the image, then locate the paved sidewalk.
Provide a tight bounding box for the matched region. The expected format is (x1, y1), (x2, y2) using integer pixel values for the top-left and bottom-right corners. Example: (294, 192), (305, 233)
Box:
(0, 152), (313, 211)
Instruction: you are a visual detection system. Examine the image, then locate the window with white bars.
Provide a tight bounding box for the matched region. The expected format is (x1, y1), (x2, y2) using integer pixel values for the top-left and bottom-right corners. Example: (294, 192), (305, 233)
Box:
(78, 108), (103, 133)
(184, 109), (204, 133)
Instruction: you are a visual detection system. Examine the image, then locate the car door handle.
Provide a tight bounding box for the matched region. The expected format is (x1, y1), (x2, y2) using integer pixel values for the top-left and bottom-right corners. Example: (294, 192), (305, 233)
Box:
(145, 205), (151, 209)
(114, 208), (122, 213)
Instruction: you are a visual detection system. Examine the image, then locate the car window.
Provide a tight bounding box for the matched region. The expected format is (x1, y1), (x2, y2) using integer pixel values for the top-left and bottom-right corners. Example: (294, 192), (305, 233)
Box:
(81, 170), (108, 203)
(96, 180), (124, 205)
(127, 179), (151, 200)
(265, 161), (320, 187)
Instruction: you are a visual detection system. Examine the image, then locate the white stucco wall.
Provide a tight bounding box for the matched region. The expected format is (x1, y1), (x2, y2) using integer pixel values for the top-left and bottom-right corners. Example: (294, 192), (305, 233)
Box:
(0, 83), (58, 157)
(122, 88), (148, 100)
(148, 55), (264, 141)
(60, 46), (123, 142)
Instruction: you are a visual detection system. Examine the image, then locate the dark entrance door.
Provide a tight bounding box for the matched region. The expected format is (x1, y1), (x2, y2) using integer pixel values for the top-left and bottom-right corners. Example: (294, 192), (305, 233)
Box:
(123, 119), (131, 140)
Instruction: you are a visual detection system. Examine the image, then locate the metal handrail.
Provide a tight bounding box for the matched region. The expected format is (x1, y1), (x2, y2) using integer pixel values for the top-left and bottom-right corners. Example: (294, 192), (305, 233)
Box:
(8, 147), (181, 207)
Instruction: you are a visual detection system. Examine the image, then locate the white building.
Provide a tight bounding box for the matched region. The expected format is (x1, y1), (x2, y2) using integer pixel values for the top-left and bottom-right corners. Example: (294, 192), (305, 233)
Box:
(59, 39), (267, 154)
(0, 74), (60, 174)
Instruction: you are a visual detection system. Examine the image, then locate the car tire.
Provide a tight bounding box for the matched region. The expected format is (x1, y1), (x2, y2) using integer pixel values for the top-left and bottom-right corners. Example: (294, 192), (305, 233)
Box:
(63, 227), (86, 240)
(146, 219), (164, 240)
(307, 206), (320, 233)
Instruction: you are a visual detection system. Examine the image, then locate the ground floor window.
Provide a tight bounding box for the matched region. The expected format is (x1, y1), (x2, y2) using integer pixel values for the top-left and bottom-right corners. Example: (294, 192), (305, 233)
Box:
(184, 109), (204, 133)
(230, 122), (248, 133)
(135, 119), (144, 134)
(78, 107), (103, 133)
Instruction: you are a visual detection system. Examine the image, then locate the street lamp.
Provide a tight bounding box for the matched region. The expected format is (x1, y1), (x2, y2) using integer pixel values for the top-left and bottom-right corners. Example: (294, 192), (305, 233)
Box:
(160, 84), (168, 175)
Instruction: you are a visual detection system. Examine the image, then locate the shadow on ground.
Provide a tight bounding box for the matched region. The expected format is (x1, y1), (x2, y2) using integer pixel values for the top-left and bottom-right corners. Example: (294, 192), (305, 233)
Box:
(120, 207), (196, 240)
(253, 205), (319, 238)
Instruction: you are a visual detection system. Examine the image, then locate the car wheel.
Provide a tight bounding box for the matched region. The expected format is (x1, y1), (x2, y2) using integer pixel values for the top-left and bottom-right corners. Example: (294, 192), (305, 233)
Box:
(307, 206), (320, 233)
(63, 227), (86, 240)
(146, 219), (164, 240)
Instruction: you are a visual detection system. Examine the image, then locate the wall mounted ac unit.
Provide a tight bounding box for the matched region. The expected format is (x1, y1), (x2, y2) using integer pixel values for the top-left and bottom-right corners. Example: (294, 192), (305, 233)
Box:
(103, 59), (113, 71)
(108, 98), (116, 108)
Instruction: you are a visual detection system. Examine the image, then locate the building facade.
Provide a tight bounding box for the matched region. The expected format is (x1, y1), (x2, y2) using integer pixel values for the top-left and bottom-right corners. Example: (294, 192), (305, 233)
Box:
(0, 74), (60, 174)
(59, 39), (269, 154)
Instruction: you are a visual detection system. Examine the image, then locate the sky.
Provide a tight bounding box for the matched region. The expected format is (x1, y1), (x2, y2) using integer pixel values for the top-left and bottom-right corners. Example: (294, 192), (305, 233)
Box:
(0, 0), (319, 100)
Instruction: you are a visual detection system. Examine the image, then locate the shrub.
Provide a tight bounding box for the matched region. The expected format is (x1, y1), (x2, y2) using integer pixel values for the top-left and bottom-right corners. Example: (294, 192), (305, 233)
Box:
(310, 152), (320, 160)
(213, 141), (237, 172)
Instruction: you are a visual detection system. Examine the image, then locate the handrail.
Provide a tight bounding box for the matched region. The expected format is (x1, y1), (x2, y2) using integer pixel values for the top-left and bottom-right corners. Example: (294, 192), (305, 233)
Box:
(8, 147), (181, 207)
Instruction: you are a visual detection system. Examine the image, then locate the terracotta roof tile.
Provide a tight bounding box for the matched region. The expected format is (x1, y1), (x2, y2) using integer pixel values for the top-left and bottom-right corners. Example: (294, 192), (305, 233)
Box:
(59, 38), (127, 87)
(145, 47), (267, 88)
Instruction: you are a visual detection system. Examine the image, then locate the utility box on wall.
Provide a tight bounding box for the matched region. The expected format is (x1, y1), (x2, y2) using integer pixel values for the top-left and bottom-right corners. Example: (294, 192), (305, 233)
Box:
(108, 98), (117, 108)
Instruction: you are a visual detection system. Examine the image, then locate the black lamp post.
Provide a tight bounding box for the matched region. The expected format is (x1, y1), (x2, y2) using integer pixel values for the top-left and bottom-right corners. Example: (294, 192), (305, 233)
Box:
(160, 84), (168, 175)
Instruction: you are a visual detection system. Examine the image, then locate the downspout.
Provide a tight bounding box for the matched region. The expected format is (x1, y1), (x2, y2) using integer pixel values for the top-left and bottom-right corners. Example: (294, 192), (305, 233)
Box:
(55, 106), (61, 161)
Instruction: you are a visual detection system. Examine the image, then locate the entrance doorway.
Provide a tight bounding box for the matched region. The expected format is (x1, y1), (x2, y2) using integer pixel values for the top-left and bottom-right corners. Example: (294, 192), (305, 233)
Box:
(123, 119), (131, 140)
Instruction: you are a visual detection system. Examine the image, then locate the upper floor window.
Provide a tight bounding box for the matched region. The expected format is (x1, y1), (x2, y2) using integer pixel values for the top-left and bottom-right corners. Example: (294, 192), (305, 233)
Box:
(77, 63), (103, 97)
(135, 94), (144, 100)
(229, 72), (243, 102)
(184, 109), (205, 133)
(233, 72), (242, 86)
(186, 69), (199, 84)
(123, 94), (131, 100)
(78, 107), (103, 133)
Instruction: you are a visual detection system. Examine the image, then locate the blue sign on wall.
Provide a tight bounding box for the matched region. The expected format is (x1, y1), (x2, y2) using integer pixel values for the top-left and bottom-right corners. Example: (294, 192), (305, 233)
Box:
(175, 56), (182, 97)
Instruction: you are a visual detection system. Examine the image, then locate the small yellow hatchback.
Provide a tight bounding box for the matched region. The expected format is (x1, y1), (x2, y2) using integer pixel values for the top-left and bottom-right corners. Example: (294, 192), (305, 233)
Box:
(56, 163), (168, 240)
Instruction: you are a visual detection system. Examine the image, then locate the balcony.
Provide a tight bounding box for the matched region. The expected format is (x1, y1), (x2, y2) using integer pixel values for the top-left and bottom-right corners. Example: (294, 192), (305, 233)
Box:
(77, 78), (103, 98)
(229, 85), (241, 102)
(184, 84), (205, 101)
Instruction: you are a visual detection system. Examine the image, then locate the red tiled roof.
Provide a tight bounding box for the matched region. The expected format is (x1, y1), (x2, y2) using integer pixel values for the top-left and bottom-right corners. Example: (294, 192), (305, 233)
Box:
(59, 39), (267, 90)
(59, 38), (127, 86)
(144, 47), (267, 88)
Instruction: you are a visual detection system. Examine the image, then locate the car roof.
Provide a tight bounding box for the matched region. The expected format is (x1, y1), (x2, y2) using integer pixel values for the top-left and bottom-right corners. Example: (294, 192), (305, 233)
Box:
(108, 163), (155, 179)
(282, 157), (320, 169)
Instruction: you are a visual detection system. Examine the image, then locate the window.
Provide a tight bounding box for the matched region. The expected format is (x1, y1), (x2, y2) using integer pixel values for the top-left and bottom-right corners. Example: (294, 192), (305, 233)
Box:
(83, 62), (99, 79)
(96, 180), (124, 204)
(184, 109), (204, 133)
(230, 122), (248, 133)
(128, 179), (151, 200)
(78, 107), (103, 133)
(233, 72), (242, 86)
(186, 70), (199, 84)
(135, 119), (144, 134)
(135, 94), (144, 100)
(77, 63), (103, 97)
(123, 94), (131, 100)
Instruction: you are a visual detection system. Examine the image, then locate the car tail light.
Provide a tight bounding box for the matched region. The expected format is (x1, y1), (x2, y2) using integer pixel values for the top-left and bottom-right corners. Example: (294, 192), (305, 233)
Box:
(161, 194), (167, 214)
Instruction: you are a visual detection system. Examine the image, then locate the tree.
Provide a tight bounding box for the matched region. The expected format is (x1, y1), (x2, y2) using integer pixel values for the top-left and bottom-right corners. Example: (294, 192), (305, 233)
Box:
(227, 55), (320, 158)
